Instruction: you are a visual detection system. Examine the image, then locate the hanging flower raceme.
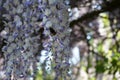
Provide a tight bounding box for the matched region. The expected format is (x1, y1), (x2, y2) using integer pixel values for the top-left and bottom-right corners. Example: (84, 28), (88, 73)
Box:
(40, 0), (71, 79)
(2, 0), (42, 79)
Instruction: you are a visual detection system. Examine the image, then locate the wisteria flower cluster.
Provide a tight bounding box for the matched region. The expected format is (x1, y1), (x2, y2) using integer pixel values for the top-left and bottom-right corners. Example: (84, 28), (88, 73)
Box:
(1, 0), (71, 79)
(2, 0), (42, 79)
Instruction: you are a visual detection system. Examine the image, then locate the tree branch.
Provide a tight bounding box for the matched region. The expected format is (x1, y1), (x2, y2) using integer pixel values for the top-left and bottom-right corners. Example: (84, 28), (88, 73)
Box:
(70, 0), (120, 27)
